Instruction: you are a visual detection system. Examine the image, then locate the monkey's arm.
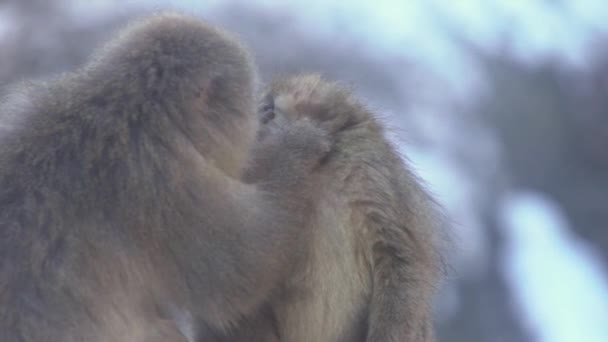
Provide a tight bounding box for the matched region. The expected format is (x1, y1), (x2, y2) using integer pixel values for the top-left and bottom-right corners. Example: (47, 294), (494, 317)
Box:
(365, 180), (439, 342)
(366, 224), (436, 342)
(168, 121), (327, 331)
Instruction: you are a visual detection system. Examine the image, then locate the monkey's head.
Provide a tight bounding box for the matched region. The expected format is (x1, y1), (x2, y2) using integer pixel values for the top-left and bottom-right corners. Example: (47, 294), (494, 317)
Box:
(261, 74), (370, 135)
(88, 12), (259, 178)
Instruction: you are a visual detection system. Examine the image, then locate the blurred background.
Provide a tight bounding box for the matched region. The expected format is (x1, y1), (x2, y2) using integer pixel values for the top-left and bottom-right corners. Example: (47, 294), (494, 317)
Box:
(1, 1), (607, 341)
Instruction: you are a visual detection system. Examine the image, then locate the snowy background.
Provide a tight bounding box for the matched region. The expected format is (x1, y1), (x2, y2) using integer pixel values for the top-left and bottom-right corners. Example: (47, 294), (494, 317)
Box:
(1, 1), (607, 341)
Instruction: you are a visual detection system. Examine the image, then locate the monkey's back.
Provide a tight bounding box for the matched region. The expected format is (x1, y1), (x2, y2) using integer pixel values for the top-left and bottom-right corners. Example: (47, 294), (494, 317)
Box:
(0, 83), (108, 340)
(0, 67), (185, 339)
(272, 110), (439, 342)
(271, 117), (388, 341)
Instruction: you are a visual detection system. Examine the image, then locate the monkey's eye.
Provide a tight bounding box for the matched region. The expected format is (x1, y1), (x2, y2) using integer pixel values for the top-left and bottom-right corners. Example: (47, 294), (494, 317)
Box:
(259, 94), (275, 124)
(261, 110), (275, 124)
(259, 94), (274, 112)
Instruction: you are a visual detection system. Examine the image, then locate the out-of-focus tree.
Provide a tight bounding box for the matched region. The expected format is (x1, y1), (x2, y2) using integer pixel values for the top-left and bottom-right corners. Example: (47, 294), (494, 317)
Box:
(476, 47), (608, 269)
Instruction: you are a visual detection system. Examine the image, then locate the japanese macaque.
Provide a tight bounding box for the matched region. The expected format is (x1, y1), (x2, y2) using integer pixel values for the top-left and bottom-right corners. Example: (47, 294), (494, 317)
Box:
(241, 74), (443, 342)
(0, 14), (328, 341)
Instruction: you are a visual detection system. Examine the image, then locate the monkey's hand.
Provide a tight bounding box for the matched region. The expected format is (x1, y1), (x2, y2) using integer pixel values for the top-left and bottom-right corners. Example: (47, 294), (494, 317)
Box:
(244, 119), (330, 184)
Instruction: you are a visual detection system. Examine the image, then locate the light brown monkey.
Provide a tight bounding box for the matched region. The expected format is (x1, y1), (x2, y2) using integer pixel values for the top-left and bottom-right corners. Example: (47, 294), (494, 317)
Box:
(0, 14), (329, 341)
(242, 74), (443, 342)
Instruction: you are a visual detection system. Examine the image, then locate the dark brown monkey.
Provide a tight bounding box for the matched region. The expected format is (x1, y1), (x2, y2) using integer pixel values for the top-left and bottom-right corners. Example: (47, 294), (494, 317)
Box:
(242, 74), (443, 342)
(0, 14), (329, 341)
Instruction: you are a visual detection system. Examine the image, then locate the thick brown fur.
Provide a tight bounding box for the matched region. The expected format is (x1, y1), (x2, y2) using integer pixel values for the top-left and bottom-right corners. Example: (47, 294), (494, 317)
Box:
(244, 74), (442, 342)
(0, 14), (328, 341)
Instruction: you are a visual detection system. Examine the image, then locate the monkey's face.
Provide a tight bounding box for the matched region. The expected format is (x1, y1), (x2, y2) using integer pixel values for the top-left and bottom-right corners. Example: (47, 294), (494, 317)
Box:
(260, 74), (367, 137)
(226, 113), (258, 178)
(181, 63), (259, 179)
(203, 95), (258, 179)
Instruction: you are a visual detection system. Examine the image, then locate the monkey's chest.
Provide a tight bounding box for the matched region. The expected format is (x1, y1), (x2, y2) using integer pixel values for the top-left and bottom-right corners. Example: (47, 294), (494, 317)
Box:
(274, 197), (373, 342)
